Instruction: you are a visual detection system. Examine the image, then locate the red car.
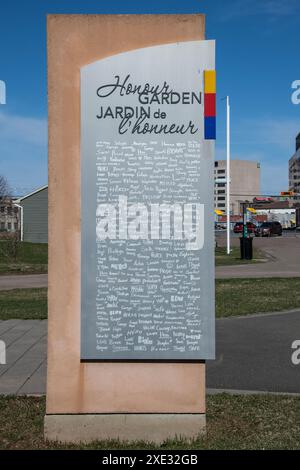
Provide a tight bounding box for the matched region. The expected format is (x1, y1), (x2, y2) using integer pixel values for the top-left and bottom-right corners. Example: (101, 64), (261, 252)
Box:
(233, 222), (256, 234)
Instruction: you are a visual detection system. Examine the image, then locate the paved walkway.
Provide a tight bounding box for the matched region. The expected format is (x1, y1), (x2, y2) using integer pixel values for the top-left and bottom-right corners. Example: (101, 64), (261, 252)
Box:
(0, 236), (299, 290)
(1, 266), (299, 289)
(216, 264), (300, 278)
(0, 237), (299, 290)
(1, 310), (299, 395)
(0, 319), (46, 395)
(0, 274), (48, 291)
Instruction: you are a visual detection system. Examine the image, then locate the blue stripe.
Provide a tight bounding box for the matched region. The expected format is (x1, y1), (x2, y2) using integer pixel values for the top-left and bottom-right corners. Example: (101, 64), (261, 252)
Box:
(204, 116), (216, 140)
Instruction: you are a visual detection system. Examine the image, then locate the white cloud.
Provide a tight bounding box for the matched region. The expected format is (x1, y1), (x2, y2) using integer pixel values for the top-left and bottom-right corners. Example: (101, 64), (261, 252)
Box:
(0, 111), (47, 147)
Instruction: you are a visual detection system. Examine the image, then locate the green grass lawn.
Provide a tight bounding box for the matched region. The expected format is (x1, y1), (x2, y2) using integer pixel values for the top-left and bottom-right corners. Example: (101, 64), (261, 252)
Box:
(0, 241), (48, 274)
(0, 288), (47, 320)
(215, 245), (264, 266)
(216, 277), (300, 317)
(0, 394), (299, 450)
(1, 278), (300, 320)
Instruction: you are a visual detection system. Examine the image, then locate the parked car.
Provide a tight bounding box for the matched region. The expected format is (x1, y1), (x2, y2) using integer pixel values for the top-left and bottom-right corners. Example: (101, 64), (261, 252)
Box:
(233, 222), (256, 234)
(255, 221), (282, 237)
(215, 223), (226, 230)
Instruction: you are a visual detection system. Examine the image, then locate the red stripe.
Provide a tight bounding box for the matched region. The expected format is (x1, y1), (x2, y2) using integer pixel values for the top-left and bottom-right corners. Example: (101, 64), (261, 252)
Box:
(204, 93), (216, 117)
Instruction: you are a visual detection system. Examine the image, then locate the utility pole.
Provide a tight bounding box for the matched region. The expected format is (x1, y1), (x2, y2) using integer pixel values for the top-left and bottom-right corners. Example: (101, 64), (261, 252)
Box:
(226, 96), (231, 255)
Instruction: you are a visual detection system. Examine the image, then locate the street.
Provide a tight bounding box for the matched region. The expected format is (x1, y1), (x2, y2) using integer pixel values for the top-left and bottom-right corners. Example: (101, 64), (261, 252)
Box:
(216, 231), (300, 278)
(1, 310), (300, 395)
(207, 310), (300, 394)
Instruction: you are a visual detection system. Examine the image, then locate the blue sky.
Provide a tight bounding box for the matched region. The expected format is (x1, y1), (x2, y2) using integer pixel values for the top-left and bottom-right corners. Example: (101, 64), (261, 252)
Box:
(0, 0), (299, 196)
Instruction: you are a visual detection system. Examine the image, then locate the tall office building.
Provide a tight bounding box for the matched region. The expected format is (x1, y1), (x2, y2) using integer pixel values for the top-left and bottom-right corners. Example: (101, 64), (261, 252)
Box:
(289, 133), (300, 199)
(214, 160), (261, 215)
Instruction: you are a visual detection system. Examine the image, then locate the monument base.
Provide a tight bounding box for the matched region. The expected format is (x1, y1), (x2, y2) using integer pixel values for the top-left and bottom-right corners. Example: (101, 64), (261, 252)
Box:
(44, 413), (206, 444)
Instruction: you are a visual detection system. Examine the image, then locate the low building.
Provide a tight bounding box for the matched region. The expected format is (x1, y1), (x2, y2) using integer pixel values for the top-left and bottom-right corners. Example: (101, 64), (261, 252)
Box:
(252, 199), (297, 228)
(214, 159), (260, 215)
(289, 132), (300, 199)
(17, 186), (48, 243)
(217, 213), (267, 229)
(256, 209), (296, 228)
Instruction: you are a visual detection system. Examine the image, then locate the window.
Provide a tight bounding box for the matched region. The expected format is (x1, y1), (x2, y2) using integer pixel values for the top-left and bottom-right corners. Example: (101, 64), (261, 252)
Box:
(215, 161), (218, 168)
(7, 223), (11, 230)
(0, 222), (5, 230)
(218, 203), (225, 208)
(218, 190), (225, 194)
(0, 206), (4, 213)
(217, 183), (225, 188)
(7, 207), (12, 216)
(14, 223), (18, 230)
(14, 207), (18, 214)
(218, 169), (225, 174)
(218, 197), (225, 201)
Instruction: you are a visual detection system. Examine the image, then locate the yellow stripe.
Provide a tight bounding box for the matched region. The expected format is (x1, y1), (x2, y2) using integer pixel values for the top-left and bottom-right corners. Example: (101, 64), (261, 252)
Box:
(204, 70), (216, 94)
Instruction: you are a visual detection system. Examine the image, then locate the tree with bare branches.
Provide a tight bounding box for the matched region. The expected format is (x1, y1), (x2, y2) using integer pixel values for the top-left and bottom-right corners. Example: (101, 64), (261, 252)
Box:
(0, 175), (10, 198)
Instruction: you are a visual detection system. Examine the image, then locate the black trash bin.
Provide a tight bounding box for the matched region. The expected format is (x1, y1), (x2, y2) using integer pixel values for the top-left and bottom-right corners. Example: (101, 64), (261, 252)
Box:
(240, 236), (253, 260)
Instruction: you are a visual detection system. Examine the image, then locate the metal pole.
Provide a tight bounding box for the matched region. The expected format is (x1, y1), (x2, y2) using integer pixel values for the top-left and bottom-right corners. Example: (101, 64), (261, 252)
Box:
(13, 203), (23, 241)
(240, 202), (247, 259)
(226, 96), (231, 255)
(242, 202), (247, 238)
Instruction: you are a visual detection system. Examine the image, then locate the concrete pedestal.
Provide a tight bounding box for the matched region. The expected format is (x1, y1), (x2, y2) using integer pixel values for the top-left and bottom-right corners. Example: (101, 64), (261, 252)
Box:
(46, 14), (207, 445)
(44, 414), (206, 445)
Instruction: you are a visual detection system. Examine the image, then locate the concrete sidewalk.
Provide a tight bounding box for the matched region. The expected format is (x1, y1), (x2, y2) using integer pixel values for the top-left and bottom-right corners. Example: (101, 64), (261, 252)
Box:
(216, 265), (300, 278)
(0, 235), (299, 291)
(1, 310), (300, 396)
(0, 236), (300, 291)
(0, 262), (299, 292)
(0, 274), (48, 291)
(0, 319), (47, 395)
